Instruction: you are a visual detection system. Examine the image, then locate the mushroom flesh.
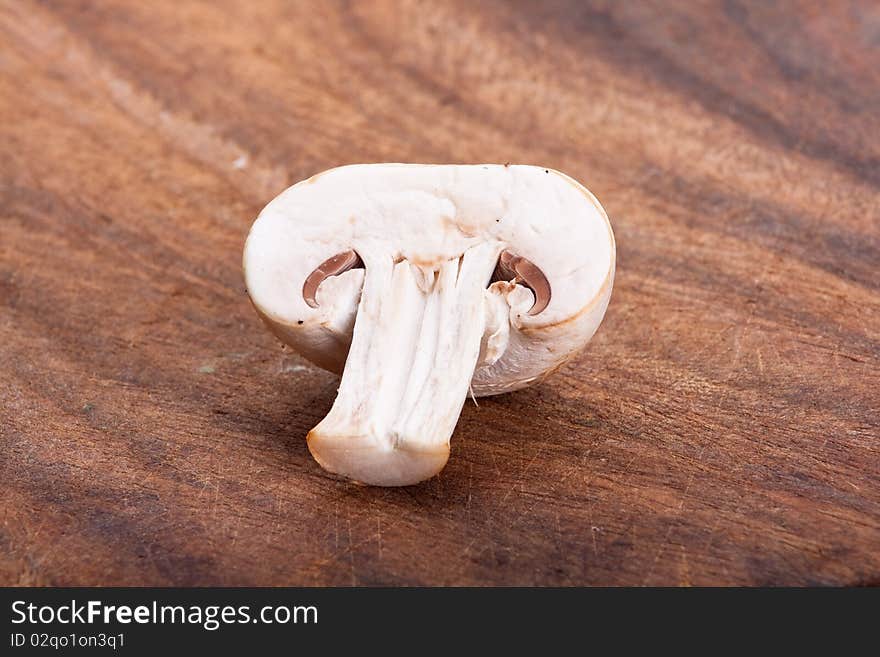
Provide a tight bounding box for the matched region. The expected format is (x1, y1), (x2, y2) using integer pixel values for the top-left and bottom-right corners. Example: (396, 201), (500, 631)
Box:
(243, 164), (615, 486)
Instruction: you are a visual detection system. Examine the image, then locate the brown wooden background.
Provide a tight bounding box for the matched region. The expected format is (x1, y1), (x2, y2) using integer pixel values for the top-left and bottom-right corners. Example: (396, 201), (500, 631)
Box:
(1, 0), (878, 586)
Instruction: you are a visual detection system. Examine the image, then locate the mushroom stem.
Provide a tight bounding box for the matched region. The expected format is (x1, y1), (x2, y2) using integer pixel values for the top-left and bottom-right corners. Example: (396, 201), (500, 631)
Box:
(307, 242), (502, 486)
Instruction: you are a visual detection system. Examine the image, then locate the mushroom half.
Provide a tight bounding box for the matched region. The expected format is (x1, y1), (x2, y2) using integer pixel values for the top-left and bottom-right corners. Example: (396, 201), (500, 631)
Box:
(243, 164), (615, 486)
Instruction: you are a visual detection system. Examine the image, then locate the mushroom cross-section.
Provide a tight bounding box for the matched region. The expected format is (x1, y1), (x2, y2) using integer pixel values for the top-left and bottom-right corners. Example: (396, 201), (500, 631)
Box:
(243, 164), (615, 486)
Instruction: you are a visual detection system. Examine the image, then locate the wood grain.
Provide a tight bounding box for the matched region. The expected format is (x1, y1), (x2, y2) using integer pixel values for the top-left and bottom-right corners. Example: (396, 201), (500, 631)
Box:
(1, 0), (878, 586)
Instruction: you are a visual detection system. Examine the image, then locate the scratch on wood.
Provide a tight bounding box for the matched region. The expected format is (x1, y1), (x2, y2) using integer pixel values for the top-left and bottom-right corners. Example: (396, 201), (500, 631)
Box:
(347, 518), (356, 586)
(376, 517), (382, 561)
(679, 545), (691, 587)
(642, 525), (676, 586)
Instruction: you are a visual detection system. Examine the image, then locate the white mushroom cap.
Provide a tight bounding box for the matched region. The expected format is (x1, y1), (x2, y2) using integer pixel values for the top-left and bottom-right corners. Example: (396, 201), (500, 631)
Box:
(244, 164), (615, 485)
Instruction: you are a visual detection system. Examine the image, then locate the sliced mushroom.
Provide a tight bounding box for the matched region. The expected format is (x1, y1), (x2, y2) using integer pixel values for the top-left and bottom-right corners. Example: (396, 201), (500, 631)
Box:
(243, 164), (615, 486)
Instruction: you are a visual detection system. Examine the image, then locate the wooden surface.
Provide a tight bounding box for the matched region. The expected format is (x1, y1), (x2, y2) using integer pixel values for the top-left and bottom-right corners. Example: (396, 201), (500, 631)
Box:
(1, 0), (878, 586)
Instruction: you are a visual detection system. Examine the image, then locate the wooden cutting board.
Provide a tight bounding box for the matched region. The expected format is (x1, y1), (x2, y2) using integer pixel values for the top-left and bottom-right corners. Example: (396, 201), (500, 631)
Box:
(1, 0), (878, 586)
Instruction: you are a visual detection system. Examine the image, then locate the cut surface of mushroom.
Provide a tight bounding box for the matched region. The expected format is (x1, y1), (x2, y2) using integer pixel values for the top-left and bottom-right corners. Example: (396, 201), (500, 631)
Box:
(243, 164), (615, 486)
(308, 242), (500, 485)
